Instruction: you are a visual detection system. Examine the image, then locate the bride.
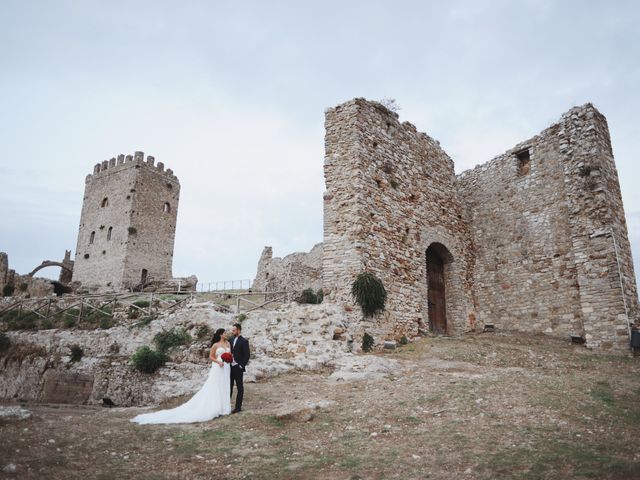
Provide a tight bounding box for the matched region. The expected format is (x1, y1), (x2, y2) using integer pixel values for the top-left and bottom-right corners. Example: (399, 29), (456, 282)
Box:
(131, 328), (232, 424)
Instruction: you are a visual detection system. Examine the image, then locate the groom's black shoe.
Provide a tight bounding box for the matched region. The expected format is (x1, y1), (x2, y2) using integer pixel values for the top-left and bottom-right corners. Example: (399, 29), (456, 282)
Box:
(231, 409), (242, 414)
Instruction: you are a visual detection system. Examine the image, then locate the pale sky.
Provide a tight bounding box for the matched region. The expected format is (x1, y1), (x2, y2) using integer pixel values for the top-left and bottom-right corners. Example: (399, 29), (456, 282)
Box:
(1, 0), (638, 289)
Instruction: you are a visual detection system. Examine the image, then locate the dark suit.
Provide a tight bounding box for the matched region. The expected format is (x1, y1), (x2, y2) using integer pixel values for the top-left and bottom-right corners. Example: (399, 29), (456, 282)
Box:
(230, 335), (250, 411)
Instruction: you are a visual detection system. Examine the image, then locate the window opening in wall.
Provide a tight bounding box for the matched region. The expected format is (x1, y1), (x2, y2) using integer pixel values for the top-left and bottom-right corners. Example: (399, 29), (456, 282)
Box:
(107, 227), (112, 241)
(516, 148), (531, 176)
(101, 197), (109, 207)
(141, 269), (148, 285)
(163, 202), (171, 213)
(89, 231), (95, 244)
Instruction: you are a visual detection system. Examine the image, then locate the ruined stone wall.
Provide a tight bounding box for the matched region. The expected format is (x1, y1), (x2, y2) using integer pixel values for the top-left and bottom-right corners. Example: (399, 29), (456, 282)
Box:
(253, 243), (323, 293)
(556, 105), (638, 347)
(72, 152), (179, 291)
(0, 252), (9, 292)
(0, 252), (54, 297)
(323, 99), (476, 340)
(323, 98), (637, 349)
(458, 104), (638, 349)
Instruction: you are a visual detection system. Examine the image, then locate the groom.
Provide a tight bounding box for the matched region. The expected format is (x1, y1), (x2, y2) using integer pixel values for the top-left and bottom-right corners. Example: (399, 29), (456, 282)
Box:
(230, 323), (250, 413)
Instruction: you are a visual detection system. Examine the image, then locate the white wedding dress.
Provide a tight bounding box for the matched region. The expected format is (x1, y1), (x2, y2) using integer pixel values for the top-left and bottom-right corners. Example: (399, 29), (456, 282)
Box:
(131, 347), (232, 424)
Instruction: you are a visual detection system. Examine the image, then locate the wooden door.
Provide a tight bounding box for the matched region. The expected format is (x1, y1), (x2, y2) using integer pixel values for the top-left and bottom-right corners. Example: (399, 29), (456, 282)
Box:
(426, 250), (447, 334)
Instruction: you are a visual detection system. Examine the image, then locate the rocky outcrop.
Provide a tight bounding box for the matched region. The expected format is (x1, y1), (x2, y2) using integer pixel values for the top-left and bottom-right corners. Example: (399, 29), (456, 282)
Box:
(0, 301), (358, 407)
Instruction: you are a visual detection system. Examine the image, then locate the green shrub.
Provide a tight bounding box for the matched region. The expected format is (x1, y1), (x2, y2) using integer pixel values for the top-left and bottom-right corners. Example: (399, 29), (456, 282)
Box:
(18, 283), (28, 292)
(236, 313), (247, 323)
(131, 346), (167, 374)
(297, 288), (318, 304)
(316, 289), (324, 304)
(85, 306), (112, 325)
(154, 328), (191, 353)
(195, 324), (211, 340)
(61, 308), (79, 322)
(41, 319), (53, 329)
(362, 332), (375, 352)
(399, 335), (408, 345)
(99, 317), (112, 329)
(351, 272), (387, 317)
(2, 311), (39, 330)
(2, 285), (15, 297)
(69, 344), (83, 362)
(0, 332), (10, 353)
(63, 315), (77, 328)
(133, 300), (150, 308)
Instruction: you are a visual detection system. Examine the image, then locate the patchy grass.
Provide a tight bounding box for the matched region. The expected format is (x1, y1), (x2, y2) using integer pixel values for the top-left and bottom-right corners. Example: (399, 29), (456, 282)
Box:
(1, 333), (639, 479)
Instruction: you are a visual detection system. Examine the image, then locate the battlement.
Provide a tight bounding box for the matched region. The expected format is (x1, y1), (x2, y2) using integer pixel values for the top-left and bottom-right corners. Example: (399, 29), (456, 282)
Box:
(86, 151), (178, 183)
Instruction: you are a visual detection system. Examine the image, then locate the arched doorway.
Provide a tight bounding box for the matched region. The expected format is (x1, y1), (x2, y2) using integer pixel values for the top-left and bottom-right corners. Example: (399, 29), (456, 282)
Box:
(426, 243), (452, 334)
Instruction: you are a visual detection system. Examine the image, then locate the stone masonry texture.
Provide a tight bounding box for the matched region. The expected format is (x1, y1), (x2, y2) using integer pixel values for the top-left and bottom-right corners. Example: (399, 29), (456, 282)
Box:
(253, 244), (323, 293)
(71, 152), (180, 292)
(322, 98), (638, 350)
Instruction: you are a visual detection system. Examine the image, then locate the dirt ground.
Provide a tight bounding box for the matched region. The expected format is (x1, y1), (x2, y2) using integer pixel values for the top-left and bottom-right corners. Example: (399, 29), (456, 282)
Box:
(2, 332), (640, 480)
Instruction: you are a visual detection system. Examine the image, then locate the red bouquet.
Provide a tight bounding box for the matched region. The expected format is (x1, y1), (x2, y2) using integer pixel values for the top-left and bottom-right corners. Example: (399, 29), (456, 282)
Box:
(220, 352), (233, 364)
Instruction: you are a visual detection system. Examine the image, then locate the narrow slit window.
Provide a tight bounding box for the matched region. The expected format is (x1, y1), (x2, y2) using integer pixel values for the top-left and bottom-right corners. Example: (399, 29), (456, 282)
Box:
(89, 231), (95, 244)
(101, 197), (109, 207)
(163, 202), (171, 213)
(516, 148), (531, 176)
(107, 226), (112, 241)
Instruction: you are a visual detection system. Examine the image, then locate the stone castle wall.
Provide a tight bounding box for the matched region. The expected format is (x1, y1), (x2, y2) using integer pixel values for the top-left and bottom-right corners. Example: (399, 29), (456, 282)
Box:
(457, 114), (583, 338)
(458, 104), (638, 349)
(253, 243), (323, 293)
(72, 152), (179, 291)
(323, 98), (638, 350)
(323, 99), (476, 339)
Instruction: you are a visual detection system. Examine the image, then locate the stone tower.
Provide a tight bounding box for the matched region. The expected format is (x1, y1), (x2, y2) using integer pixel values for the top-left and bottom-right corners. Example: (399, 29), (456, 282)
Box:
(71, 152), (180, 291)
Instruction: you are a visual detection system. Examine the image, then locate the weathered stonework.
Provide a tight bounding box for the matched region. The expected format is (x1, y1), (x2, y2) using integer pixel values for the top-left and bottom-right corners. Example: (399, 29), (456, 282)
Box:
(322, 98), (638, 350)
(71, 152), (180, 292)
(0, 252), (11, 293)
(0, 251), (72, 298)
(253, 243), (323, 293)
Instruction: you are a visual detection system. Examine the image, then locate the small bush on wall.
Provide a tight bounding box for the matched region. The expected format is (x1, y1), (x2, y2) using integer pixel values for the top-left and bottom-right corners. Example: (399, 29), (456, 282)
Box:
(351, 272), (387, 317)
(131, 346), (167, 374)
(362, 332), (375, 352)
(297, 288), (318, 304)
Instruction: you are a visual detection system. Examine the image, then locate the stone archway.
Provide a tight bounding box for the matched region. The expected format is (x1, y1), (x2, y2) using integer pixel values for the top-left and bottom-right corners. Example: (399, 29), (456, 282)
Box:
(426, 242), (454, 334)
(28, 261), (73, 278)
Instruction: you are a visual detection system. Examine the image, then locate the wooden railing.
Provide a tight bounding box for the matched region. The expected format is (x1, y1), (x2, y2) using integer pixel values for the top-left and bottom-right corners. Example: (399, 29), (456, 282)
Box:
(0, 289), (291, 327)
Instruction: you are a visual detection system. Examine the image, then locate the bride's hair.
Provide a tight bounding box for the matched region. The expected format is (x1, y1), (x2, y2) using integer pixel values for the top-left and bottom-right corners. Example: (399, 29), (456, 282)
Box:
(210, 328), (226, 347)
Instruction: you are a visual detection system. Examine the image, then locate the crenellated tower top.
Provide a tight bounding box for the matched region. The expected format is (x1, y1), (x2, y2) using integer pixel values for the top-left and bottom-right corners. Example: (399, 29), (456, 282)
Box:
(85, 151), (178, 184)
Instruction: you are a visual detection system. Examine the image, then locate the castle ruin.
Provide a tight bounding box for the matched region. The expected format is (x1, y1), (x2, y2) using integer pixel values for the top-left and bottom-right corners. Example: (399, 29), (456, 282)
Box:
(322, 99), (638, 350)
(71, 152), (180, 292)
(253, 244), (323, 293)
